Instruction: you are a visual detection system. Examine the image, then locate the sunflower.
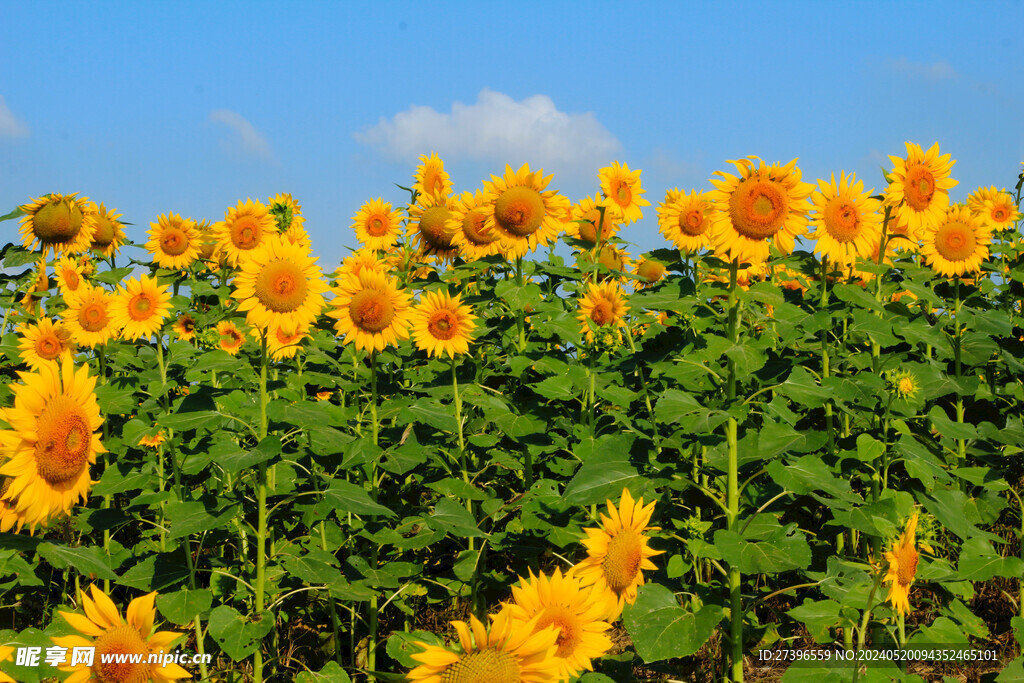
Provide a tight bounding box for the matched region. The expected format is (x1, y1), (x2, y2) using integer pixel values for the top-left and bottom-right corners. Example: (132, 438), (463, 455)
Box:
(506, 568), (614, 681)
(110, 275), (172, 341)
(0, 643), (13, 683)
(216, 321), (245, 355)
(195, 219), (219, 264)
(260, 323), (310, 361)
(708, 157), (814, 265)
(566, 194), (621, 246)
(352, 198), (403, 251)
(232, 235), (327, 335)
(884, 142), (958, 236)
(883, 514), (921, 616)
(172, 313), (197, 342)
(19, 193), (97, 256)
(412, 151), (453, 199)
(407, 193), (460, 262)
(571, 488), (663, 618)
(920, 205), (992, 278)
(54, 256), (87, 297)
(577, 281), (628, 343)
(267, 192), (305, 232)
(215, 198), (275, 267)
(887, 213), (921, 253)
(329, 269), (412, 352)
(89, 203), (126, 258)
(657, 189), (713, 254)
(0, 360), (104, 532)
(17, 319), (75, 370)
(447, 189), (505, 261)
(598, 161), (650, 225)
(408, 609), (560, 683)
(0, 478), (33, 534)
(146, 213), (201, 270)
(410, 290), (476, 358)
(482, 164), (571, 258)
(283, 221), (313, 252)
(138, 432), (165, 448)
(335, 248), (389, 282)
(64, 285), (119, 348)
(53, 585), (189, 683)
(808, 172), (883, 267)
(967, 186), (1021, 232)
(888, 369), (919, 400)
(633, 258), (666, 288)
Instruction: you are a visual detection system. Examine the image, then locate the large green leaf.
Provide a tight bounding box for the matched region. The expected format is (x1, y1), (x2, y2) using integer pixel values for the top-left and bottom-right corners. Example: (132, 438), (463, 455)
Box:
(426, 497), (485, 538)
(156, 588), (213, 626)
(37, 543), (117, 581)
(208, 605), (274, 661)
(714, 518), (811, 574)
(562, 458), (641, 506)
(323, 480), (395, 518)
(622, 584), (722, 662)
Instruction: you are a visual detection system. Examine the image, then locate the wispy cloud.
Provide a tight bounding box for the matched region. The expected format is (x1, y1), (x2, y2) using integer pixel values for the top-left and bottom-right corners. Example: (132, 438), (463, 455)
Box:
(0, 96), (30, 139)
(887, 57), (958, 82)
(355, 89), (622, 175)
(209, 109), (273, 160)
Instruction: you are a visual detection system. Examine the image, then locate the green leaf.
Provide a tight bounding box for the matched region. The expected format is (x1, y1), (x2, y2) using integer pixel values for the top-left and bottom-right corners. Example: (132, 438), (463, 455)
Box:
(156, 588), (213, 626)
(622, 584), (723, 662)
(161, 391), (221, 431)
(295, 662), (354, 683)
(323, 480), (396, 518)
(37, 543), (117, 581)
(532, 375), (576, 401)
(786, 599), (842, 643)
(165, 500), (238, 539)
(655, 389), (701, 423)
(426, 497), (485, 538)
(0, 207), (25, 222)
(118, 552), (189, 591)
(0, 550), (42, 586)
(208, 605), (274, 661)
(957, 537), (1024, 580)
(714, 519), (811, 574)
(386, 630), (444, 669)
(281, 549), (343, 584)
(219, 435), (282, 475)
(562, 459), (641, 506)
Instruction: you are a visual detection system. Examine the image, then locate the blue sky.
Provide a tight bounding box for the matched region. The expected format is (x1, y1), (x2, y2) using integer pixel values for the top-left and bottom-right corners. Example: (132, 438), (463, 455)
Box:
(2, 1), (1022, 265)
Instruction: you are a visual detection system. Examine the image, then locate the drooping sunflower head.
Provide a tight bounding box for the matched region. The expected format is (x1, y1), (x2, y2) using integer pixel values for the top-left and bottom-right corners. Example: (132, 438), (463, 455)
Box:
(54, 256), (87, 297)
(19, 193), (97, 256)
(633, 258), (667, 288)
(110, 274), (172, 341)
(89, 203), (127, 258)
(412, 151), (453, 199)
(708, 157), (814, 265)
(233, 235), (327, 335)
(407, 192), (460, 262)
(261, 323), (310, 361)
(267, 192), (304, 232)
(967, 186), (1021, 232)
(215, 198), (276, 267)
(884, 142), (958, 235)
(408, 609), (560, 683)
(920, 205), (992, 278)
(577, 281), (629, 343)
(482, 164), (571, 258)
(215, 320), (246, 355)
(173, 313), (197, 342)
(0, 360), (104, 532)
(352, 198), (403, 251)
(598, 161), (650, 225)
(506, 568), (614, 681)
(657, 188), (714, 254)
(17, 319), (75, 371)
(53, 585), (190, 682)
(64, 284), (119, 348)
(566, 194), (621, 246)
(410, 290), (477, 358)
(328, 269), (412, 353)
(571, 488), (663, 619)
(147, 212), (201, 270)
(808, 171), (883, 268)
(883, 514), (921, 616)
(447, 189), (505, 261)
(139, 432), (166, 448)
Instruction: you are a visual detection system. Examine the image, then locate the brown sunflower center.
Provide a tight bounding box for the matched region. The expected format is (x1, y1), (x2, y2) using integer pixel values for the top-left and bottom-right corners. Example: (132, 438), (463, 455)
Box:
(366, 215), (389, 237)
(597, 246), (623, 271)
(589, 300), (615, 327)
(418, 207), (455, 250)
(579, 208), (612, 244)
(823, 198), (861, 242)
(349, 289), (395, 333)
(35, 332), (67, 360)
(904, 165), (936, 211)
(80, 302), (109, 332)
(613, 180), (632, 207)
(463, 212), (498, 245)
(220, 328), (243, 348)
(255, 260), (309, 313)
(93, 215), (115, 246)
(602, 529), (643, 593)
(637, 260), (666, 283)
(536, 605), (583, 659)
(427, 309), (459, 340)
(160, 227), (190, 256)
(495, 186), (545, 237)
(199, 240), (217, 260)
(934, 220), (976, 262)
(33, 200), (84, 243)
(440, 648), (520, 683)
(128, 294), (155, 321)
(34, 395), (92, 485)
(231, 216), (263, 250)
(60, 268), (81, 291)
(895, 544), (919, 587)
(991, 206), (1009, 223)
(730, 176), (789, 240)
(93, 624), (150, 683)
(680, 208), (707, 236)
(180, 316), (196, 333)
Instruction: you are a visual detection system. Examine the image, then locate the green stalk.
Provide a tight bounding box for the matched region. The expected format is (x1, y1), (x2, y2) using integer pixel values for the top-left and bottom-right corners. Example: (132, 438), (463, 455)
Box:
(851, 571), (885, 683)
(624, 327), (662, 453)
(367, 351), (380, 672)
(953, 277), (966, 461)
(320, 522), (344, 665)
(451, 355), (478, 611)
(253, 334), (269, 683)
(820, 257), (834, 455)
(515, 257), (526, 352)
(725, 260), (743, 683)
(97, 346), (112, 594)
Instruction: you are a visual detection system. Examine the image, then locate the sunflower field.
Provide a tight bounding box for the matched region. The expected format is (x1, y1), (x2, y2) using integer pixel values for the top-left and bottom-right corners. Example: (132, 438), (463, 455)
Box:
(1, 145), (1023, 683)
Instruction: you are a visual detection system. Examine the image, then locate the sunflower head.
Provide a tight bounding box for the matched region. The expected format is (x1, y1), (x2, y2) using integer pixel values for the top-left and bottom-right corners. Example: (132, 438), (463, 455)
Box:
(567, 194), (621, 246)
(447, 189), (505, 261)
(888, 369), (919, 400)
(19, 193), (97, 256)
(920, 205), (992, 278)
(657, 189), (713, 254)
(17, 319), (75, 370)
(884, 142), (958, 235)
(328, 269), (412, 353)
(65, 284), (119, 348)
(267, 192), (304, 232)
(808, 171), (883, 267)
(233, 235), (327, 334)
(410, 290), (477, 358)
(147, 212), (201, 270)
(352, 198), (403, 251)
(407, 193), (459, 262)
(882, 514), (922, 616)
(215, 321), (246, 355)
(633, 259), (666, 288)
(173, 313), (197, 342)
(89, 203), (126, 257)
(110, 274), (172, 341)
(577, 281), (629, 343)
(483, 164), (570, 258)
(598, 161), (650, 225)
(412, 152), (453, 199)
(216, 198), (276, 267)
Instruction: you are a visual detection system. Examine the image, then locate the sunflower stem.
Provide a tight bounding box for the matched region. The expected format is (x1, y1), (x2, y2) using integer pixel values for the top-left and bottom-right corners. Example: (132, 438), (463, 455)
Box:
(367, 350), (380, 673)
(953, 277), (966, 463)
(320, 521), (344, 666)
(624, 324), (662, 453)
(725, 259), (744, 683)
(852, 571), (885, 683)
(253, 333), (270, 683)
(820, 257), (834, 456)
(514, 256), (526, 352)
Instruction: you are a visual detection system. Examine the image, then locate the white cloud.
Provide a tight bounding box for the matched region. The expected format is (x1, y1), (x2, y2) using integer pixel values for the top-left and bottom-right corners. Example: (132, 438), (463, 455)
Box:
(209, 109), (273, 160)
(888, 57), (957, 82)
(355, 89), (622, 174)
(0, 96), (30, 138)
